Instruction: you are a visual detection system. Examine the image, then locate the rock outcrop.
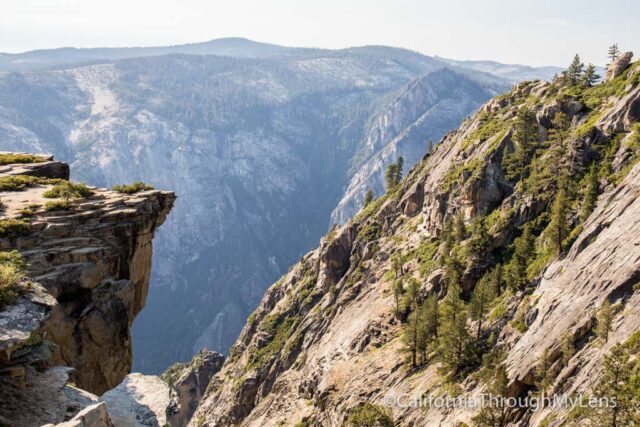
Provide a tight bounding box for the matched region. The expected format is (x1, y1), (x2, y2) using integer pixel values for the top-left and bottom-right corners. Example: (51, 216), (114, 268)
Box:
(191, 61), (640, 426)
(100, 373), (178, 427)
(0, 154), (174, 425)
(165, 350), (226, 427)
(43, 403), (115, 427)
(604, 51), (633, 82)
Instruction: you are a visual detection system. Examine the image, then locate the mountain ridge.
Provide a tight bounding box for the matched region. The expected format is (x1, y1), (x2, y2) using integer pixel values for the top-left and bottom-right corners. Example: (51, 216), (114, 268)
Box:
(0, 40), (558, 375)
(190, 54), (640, 426)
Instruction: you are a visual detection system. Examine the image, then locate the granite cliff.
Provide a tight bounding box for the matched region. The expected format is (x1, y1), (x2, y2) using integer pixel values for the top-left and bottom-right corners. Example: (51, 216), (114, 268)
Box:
(0, 154), (177, 425)
(192, 54), (640, 426)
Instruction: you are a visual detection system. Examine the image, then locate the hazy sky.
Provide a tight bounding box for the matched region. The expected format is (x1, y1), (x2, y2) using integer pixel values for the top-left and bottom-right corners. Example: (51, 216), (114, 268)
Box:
(1, 0), (638, 67)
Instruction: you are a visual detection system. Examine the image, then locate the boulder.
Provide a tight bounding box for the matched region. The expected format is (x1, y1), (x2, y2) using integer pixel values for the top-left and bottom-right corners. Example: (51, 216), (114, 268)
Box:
(43, 403), (114, 427)
(604, 51), (633, 82)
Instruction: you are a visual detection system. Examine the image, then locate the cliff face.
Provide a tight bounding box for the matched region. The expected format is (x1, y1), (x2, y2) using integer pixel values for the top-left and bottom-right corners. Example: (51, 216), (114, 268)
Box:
(330, 68), (505, 224)
(192, 55), (640, 426)
(0, 154), (174, 425)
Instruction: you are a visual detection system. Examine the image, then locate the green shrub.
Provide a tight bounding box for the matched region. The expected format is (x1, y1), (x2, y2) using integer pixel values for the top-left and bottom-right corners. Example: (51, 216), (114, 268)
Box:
(0, 153), (47, 166)
(0, 251), (27, 309)
(353, 194), (387, 224)
(574, 111), (604, 138)
(160, 362), (186, 386)
(357, 221), (381, 243)
(442, 159), (483, 192)
(43, 181), (93, 199)
(461, 115), (507, 151)
(347, 403), (394, 427)
(248, 316), (298, 371)
(0, 219), (30, 237)
(415, 239), (439, 278)
(44, 200), (71, 211)
(112, 181), (155, 194)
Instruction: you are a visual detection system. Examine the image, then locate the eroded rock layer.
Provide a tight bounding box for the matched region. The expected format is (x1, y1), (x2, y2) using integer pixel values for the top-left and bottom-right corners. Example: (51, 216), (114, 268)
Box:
(0, 154), (174, 425)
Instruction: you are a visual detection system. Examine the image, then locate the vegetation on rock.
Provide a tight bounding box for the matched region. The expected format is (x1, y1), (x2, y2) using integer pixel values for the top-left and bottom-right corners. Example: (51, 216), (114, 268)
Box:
(111, 181), (155, 194)
(0, 250), (27, 309)
(0, 153), (47, 166)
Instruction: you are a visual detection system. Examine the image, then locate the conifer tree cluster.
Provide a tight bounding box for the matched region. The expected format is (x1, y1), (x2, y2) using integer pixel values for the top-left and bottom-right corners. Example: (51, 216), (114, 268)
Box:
(565, 53), (601, 87)
(398, 216), (495, 376)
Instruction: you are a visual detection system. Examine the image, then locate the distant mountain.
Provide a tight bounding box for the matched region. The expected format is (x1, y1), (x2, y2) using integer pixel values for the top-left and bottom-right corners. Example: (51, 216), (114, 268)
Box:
(0, 39), (553, 374)
(0, 38), (299, 71)
(439, 57), (564, 83)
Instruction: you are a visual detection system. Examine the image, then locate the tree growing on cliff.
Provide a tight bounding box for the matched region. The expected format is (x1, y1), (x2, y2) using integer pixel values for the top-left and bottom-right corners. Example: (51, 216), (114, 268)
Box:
(401, 278), (422, 368)
(384, 157), (404, 192)
(423, 294), (439, 343)
(395, 156), (404, 183)
(567, 54), (584, 86)
(453, 212), (467, 242)
(391, 253), (405, 279)
(439, 281), (472, 376)
(393, 279), (404, 320)
(596, 299), (614, 343)
(503, 108), (539, 180)
(472, 364), (511, 427)
(588, 343), (639, 427)
(470, 275), (495, 339)
(608, 43), (620, 65)
(582, 64), (601, 87)
(547, 182), (569, 256)
(489, 264), (504, 296)
(504, 223), (535, 290)
(363, 189), (374, 207)
(581, 165), (600, 222)
(536, 348), (554, 393)
(347, 403), (394, 427)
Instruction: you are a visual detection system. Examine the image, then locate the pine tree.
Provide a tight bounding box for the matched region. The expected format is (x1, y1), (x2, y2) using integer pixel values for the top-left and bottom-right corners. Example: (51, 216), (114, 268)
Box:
(589, 344), (639, 426)
(470, 275), (495, 339)
(510, 223), (536, 289)
(549, 112), (570, 172)
(402, 278), (422, 368)
(489, 264), (504, 296)
(439, 219), (454, 266)
(608, 43), (620, 65)
(536, 348), (553, 393)
(439, 280), (472, 376)
(363, 189), (374, 207)
(503, 108), (539, 180)
(427, 140), (434, 154)
(582, 63), (601, 87)
(391, 253), (404, 279)
(567, 54), (584, 86)
(596, 299), (614, 343)
(547, 183), (569, 256)
(393, 279), (404, 320)
(416, 297), (438, 363)
(581, 165), (599, 222)
(384, 157), (404, 192)
(423, 294), (439, 342)
(560, 333), (575, 367)
(385, 163), (399, 192)
(444, 249), (464, 290)
(472, 364), (511, 427)
(395, 156), (404, 184)
(453, 212), (467, 242)
(465, 218), (491, 267)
